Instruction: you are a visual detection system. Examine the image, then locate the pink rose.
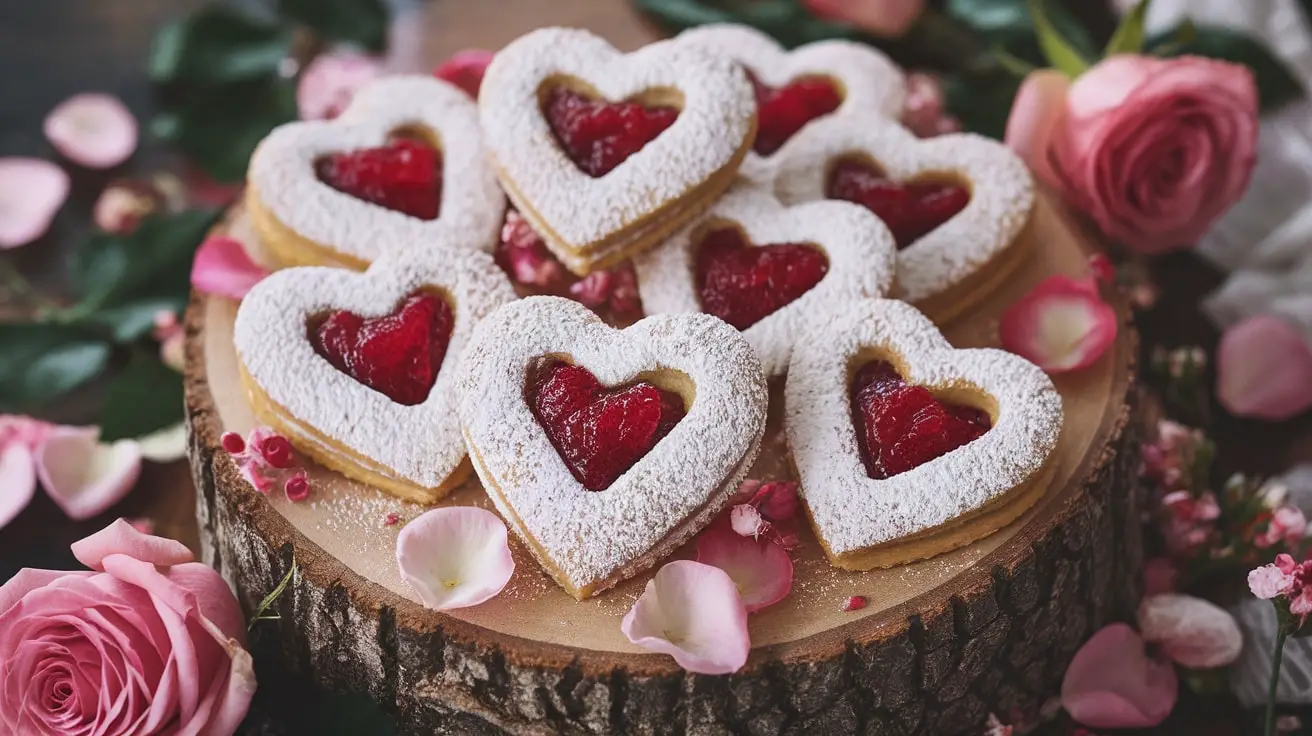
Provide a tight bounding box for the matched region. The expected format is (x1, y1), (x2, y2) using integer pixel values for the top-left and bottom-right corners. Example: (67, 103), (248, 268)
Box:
(1005, 56), (1258, 253)
(0, 519), (255, 735)
(803, 0), (926, 38)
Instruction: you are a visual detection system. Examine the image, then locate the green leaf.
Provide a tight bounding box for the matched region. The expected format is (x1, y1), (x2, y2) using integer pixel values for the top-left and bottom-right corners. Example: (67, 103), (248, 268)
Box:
(153, 77), (297, 183)
(945, 69), (1023, 140)
(1105, 0), (1152, 55)
(71, 209), (220, 314)
(948, 0), (1098, 61)
(1158, 26), (1304, 110)
(0, 324), (111, 411)
(98, 353), (184, 441)
(148, 6), (291, 85)
(1026, 0), (1090, 76)
(86, 297), (189, 343)
(1144, 18), (1198, 56)
(277, 0), (388, 52)
(249, 560), (298, 631)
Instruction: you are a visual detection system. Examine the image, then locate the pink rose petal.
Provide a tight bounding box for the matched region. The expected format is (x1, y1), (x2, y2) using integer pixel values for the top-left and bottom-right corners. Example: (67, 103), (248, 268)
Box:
(0, 158), (69, 249)
(1217, 315), (1312, 421)
(1004, 70), (1071, 188)
(1138, 593), (1242, 669)
(1000, 274), (1118, 373)
(1061, 623), (1178, 729)
(696, 526), (793, 613)
(433, 49), (495, 99)
(296, 52), (383, 121)
(34, 426), (141, 520)
(0, 445), (36, 531)
(621, 560), (750, 674)
(191, 235), (270, 300)
(70, 518), (194, 571)
(751, 480), (800, 521)
(43, 93), (138, 169)
(0, 414), (55, 450)
(135, 422), (187, 462)
(729, 503), (766, 538)
(396, 507), (514, 610)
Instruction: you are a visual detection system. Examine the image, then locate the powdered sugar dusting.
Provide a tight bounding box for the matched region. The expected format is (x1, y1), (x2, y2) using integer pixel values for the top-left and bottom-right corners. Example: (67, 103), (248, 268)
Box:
(234, 247), (517, 493)
(674, 23), (906, 183)
(633, 183), (897, 376)
(478, 28), (756, 257)
(784, 299), (1062, 555)
(772, 114), (1034, 304)
(248, 75), (505, 264)
(457, 296), (768, 595)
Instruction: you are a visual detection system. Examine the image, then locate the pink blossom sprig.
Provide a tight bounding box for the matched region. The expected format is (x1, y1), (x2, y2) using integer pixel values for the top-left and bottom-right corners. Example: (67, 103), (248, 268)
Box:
(1249, 554), (1312, 735)
(220, 427), (313, 502)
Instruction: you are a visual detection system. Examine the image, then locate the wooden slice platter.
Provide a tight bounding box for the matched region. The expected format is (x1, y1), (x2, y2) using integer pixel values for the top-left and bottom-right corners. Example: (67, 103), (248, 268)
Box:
(185, 189), (1142, 735)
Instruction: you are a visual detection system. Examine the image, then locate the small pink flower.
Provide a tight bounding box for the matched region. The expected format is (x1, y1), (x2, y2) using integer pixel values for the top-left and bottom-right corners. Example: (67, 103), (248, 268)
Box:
(1061, 623), (1178, 729)
(999, 275), (1118, 374)
(396, 507), (514, 610)
(497, 210), (566, 289)
(1277, 553), (1298, 574)
(1216, 315), (1312, 421)
(569, 266), (642, 316)
(283, 470), (310, 502)
(44, 93), (138, 169)
(296, 52), (383, 121)
(900, 72), (961, 138)
(729, 503), (767, 538)
(750, 480), (800, 521)
(1292, 588), (1312, 616)
(433, 49), (495, 99)
(621, 560), (750, 674)
(191, 235), (270, 300)
(1248, 562), (1294, 599)
(0, 158), (69, 249)
(696, 525), (793, 613)
(93, 179), (163, 234)
(1255, 506), (1308, 549)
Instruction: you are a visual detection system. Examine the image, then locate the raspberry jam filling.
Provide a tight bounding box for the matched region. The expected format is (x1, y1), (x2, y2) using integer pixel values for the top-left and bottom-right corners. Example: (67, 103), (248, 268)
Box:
(315, 137), (443, 220)
(850, 360), (991, 479)
(748, 72), (842, 156)
(827, 159), (970, 250)
(527, 359), (686, 491)
(543, 87), (679, 178)
(310, 291), (454, 406)
(696, 227), (829, 330)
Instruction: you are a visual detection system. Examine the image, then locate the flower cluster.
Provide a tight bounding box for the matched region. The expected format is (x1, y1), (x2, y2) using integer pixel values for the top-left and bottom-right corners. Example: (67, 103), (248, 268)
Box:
(221, 427), (311, 501)
(1250, 554), (1312, 622)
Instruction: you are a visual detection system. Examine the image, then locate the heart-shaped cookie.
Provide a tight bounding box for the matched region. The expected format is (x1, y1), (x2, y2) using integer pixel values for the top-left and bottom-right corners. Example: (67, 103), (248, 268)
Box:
(246, 75), (505, 269)
(634, 183), (897, 376)
(673, 23), (905, 182)
(457, 296), (768, 599)
(478, 28), (757, 277)
(234, 247), (517, 504)
(773, 115), (1035, 322)
(785, 298), (1062, 570)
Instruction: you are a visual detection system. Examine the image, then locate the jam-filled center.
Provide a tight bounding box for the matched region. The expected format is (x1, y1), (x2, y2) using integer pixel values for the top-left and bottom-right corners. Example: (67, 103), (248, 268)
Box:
(748, 72), (842, 156)
(827, 159), (970, 250)
(315, 134), (443, 220)
(695, 227), (829, 330)
(542, 86), (680, 178)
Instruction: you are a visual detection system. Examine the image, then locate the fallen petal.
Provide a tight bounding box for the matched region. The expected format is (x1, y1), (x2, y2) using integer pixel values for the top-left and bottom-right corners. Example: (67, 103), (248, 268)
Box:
(191, 235), (270, 300)
(71, 517), (194, 570)
(752, 480), (800, 521)
(1061, 623), (1178, 729)
(0, 444), (37, 531)
(729, 503), (766, 537)
(396, 506), (514, 610)
(1217, 315), (1312, 421)
(621, 560), (750, 674)
(34, 426), (142, 520)
(433, 49), (495, 99)
(135, 422), (188, 462)
(696, 525), (793, 613)
(1138, 593), (1243, 669)
(44, 93), (138, 169)
(1000, 275), (1118, 374)
(0, 158), (70, 249)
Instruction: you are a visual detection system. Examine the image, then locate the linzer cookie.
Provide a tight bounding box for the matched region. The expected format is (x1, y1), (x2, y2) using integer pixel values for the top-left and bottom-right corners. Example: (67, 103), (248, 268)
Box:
(456, 296), (767, 599)
(673, 23), (906, 182)
(233, 247), (516, 504)
(246, 75), (504, 269)
(633, 183), (897, 376)
(773, 114), (1035, 322)
(785, 299), (1062, 570)
(478, 28), (757, 276)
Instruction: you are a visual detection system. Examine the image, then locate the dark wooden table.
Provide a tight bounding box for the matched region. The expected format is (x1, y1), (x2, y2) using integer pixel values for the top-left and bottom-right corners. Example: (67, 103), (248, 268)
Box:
(3, 1), (1310, 734)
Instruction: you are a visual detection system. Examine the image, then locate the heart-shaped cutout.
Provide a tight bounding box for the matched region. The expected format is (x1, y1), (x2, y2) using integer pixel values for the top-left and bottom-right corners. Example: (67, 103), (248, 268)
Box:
(784, 299), (1062, 571)
(457, 296), (768, 599)
(479, 28), (757, 276)
(673, 24), (905, 180)
(235, 246), (516, 504)
(310, 290), (454, 406)
(634, 184), (896, 376)
(542, 87), (680, 178)
(773, 114), (1035, 318)
(527, 358), (686, 491)
(247, 75), (504, 269)
(827, 159), (971, 250)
